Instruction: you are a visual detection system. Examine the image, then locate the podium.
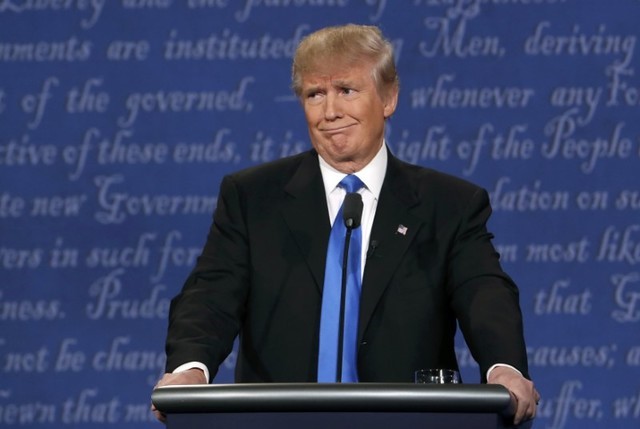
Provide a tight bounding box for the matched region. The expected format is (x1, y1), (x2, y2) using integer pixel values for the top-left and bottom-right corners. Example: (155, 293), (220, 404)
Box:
(152, 383), (531, 428)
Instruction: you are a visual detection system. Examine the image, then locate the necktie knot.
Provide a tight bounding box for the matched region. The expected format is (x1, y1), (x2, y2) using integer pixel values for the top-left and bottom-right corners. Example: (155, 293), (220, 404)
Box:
(339, 175), (364, 194)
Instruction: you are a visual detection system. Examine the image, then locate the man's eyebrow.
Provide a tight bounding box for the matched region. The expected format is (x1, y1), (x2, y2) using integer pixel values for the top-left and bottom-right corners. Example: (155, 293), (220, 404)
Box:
(332, 78), (355, 87)
(302, 84), (322, 95)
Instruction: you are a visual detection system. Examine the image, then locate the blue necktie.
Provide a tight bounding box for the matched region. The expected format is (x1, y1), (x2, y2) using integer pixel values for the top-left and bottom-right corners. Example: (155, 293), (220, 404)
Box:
(317, 175), (364, 382)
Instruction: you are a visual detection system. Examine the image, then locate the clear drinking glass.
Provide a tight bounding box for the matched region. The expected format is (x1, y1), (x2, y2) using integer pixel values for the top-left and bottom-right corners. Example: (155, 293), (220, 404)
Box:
(414, 368), (461, 384)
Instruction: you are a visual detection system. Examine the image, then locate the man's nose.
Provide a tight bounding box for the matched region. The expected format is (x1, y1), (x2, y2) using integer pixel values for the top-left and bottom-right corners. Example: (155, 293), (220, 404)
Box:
(323, 93), (343, 120)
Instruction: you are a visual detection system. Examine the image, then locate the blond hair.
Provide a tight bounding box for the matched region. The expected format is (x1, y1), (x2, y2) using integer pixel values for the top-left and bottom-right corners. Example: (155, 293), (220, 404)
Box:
(291, 24), (399, 97)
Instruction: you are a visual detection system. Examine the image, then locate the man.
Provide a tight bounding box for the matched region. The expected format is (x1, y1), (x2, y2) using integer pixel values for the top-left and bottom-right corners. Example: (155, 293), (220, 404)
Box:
(153, 24), (539, 424)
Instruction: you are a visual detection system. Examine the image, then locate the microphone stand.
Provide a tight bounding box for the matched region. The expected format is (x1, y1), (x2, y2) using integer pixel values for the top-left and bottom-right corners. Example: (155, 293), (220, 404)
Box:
(335, 191), (362, 383)
(336, 225), (353, 382)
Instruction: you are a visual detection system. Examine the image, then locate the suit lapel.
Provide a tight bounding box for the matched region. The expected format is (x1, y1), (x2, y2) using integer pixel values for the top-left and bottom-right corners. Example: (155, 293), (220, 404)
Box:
(278, 150), (431, 337)
(358, 154), (427, 342)
(280, 151), (331, 292)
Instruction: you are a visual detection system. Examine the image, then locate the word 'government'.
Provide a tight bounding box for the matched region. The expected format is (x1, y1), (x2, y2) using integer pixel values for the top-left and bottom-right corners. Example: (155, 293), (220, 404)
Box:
(94, 174), (216, 224)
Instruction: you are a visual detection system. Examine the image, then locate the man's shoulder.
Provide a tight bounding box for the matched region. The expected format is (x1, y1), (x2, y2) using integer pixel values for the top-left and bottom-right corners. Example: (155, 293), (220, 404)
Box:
(390, 155), (483, 196)
(228, 150), (316, 185)
(388, 157), (491, 223)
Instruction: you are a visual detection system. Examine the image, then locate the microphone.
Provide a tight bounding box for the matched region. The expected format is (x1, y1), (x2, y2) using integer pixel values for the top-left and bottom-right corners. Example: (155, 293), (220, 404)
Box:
(343, 193), (363, 229)
(336, 192), (363, 382)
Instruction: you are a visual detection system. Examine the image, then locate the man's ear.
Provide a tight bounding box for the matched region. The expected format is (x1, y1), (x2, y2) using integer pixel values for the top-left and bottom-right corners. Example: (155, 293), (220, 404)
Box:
(383, 85), (399, 119)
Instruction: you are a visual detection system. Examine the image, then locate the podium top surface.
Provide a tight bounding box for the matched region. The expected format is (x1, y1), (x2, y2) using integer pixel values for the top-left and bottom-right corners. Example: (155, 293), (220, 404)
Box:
(152, 383), (513, 414)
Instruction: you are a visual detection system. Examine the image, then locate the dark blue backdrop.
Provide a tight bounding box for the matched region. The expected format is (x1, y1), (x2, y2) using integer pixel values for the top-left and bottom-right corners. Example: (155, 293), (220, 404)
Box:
(1, 1), (639, 428)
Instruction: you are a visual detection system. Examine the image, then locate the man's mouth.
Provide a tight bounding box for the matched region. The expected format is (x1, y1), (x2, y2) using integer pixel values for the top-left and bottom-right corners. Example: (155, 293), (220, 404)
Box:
(321, 124), (356, 133)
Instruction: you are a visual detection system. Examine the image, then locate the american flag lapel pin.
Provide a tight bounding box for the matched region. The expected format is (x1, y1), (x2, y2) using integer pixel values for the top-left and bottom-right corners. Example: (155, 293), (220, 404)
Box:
(396, 224), (408, 236)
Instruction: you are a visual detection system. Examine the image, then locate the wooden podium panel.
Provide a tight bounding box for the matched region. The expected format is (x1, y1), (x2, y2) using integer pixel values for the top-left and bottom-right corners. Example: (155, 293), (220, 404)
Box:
(167, 411), (507, 429)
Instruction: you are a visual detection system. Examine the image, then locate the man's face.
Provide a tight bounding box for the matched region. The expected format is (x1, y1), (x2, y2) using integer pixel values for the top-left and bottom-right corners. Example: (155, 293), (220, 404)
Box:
(300, 61), (398, 173)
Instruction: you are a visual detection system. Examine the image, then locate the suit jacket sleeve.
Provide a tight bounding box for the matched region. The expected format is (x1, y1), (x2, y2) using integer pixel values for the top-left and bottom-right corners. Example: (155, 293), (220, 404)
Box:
(446, 186), (529, 380)
(165, 174), (249, 380)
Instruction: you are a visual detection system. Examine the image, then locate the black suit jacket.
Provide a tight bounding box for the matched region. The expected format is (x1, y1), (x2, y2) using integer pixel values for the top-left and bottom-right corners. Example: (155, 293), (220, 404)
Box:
(165, 149), (529, 383)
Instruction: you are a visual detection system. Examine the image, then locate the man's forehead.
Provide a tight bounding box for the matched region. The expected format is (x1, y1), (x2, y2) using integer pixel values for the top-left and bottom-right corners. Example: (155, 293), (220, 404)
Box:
(301, 64), (373, 87)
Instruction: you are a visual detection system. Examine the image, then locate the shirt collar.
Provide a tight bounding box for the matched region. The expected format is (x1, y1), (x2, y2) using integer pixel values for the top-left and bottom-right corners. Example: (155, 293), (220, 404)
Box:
(318, 142), (387, 199)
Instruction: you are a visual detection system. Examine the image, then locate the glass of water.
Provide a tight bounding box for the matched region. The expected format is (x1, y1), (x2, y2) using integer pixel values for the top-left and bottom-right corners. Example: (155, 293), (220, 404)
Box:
(415, 368), (461, 384)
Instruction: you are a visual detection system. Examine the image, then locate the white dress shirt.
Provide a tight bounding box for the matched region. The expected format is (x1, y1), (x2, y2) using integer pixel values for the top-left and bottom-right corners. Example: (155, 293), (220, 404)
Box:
(318, 142), (387, 277)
